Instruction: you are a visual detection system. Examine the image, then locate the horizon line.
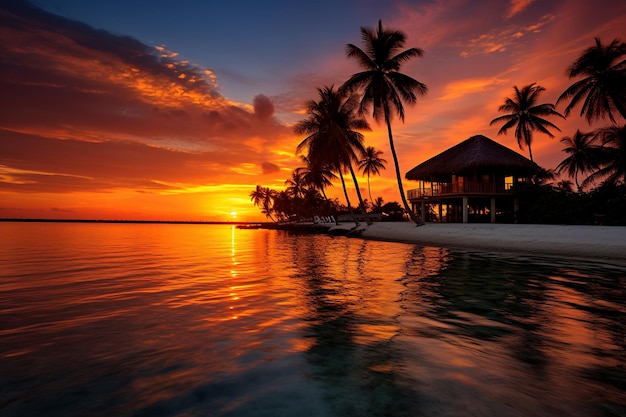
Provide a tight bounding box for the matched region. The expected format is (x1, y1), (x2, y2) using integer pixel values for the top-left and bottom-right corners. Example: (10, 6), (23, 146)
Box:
(0, 218), (267, 225)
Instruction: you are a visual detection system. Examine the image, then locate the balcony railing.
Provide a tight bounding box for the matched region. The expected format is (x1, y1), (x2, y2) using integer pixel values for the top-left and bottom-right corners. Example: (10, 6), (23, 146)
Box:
(407, 181), (514, 199)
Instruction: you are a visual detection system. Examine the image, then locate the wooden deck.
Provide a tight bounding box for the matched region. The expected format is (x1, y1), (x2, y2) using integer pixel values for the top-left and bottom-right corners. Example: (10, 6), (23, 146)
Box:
(407, 181), (514, 200)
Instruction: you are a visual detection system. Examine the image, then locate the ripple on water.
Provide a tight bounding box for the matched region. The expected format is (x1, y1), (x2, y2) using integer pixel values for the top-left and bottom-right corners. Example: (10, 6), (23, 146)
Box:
(1, 223), (624, 417)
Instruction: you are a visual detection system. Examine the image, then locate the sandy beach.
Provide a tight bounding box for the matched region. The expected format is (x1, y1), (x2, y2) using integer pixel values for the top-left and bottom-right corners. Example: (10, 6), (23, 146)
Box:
(327, 222), (626, 265)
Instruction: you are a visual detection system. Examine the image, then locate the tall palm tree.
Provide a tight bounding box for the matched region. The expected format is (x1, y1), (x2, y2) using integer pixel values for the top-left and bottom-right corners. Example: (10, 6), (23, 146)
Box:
(342, 20), (427, 225)
(557, 37), (626, 125)
(295, 85), (372, 225)
(556, 130), (602, 191)
(587, 124), (626, 186)
(358, 146), (387, 202)
(490, 83), (564, 162)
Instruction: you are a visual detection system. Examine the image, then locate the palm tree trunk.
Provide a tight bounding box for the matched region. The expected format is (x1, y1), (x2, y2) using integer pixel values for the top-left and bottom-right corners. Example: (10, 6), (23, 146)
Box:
(367, 175), (373, 204)
(386, 118), (424, 225)
(348, 164), (372, 225)
(338, 170), (359, 226)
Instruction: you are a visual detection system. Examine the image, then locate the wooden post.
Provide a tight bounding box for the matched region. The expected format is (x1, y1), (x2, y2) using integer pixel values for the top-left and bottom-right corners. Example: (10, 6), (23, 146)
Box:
(490, 197), (496, 223)
(462, 197), (468, 223)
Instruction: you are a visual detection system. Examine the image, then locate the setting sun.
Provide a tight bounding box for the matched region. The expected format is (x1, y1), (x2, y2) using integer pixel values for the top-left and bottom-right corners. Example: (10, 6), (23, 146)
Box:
(0, 1), (624, 222)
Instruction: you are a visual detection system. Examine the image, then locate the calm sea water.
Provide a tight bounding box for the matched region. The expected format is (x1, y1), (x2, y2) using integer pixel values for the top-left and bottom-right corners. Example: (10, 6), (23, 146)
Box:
(1, 222), (624, 417)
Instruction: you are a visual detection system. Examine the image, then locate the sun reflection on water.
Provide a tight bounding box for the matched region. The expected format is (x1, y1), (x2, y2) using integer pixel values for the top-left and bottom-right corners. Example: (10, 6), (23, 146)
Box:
(0, 223), (624, 417)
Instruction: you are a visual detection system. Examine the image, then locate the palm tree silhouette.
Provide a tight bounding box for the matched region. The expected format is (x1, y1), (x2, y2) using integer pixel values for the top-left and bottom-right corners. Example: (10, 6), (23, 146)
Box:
(342, 20), (427, 225)
(588, 125), (626, 186)
(358, 146), (387, 203)
(284, 170), (307, 200)
(250, 185), (265, 208)
(295, 156), (337, 200)
(295, 85), (372, 225)
(556, 130), (602, 191)
(557, 37), (626, 125)
(490, 83), (564, 162)
(250, 185), (276, 221)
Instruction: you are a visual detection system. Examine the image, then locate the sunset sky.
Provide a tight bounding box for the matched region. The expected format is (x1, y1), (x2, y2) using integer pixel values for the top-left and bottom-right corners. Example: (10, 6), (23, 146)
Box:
(1, 0), (625, 222)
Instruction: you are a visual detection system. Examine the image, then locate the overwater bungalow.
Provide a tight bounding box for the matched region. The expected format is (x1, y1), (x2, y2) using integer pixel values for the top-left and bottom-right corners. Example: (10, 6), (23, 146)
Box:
(405, 135), (537, 223)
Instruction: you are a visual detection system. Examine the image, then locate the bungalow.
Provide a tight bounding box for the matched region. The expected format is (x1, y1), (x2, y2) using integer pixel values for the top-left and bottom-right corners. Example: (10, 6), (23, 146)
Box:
(405, 135), (537, 223)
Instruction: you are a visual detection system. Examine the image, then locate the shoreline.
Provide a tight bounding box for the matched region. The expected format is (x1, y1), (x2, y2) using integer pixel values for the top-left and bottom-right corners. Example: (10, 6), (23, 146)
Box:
(276, 222), (626, 266)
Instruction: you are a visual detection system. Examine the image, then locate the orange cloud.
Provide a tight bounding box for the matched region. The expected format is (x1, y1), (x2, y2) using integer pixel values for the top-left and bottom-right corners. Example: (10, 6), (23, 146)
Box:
(439, 78), (508, 101)
(0, 3), (304, 221)
(459, 14), (555, 57)
(505, 0), (535, 18)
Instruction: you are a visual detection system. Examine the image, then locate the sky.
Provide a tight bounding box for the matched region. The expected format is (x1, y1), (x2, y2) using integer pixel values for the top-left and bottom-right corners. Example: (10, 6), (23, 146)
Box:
(1, 0), (625, 222)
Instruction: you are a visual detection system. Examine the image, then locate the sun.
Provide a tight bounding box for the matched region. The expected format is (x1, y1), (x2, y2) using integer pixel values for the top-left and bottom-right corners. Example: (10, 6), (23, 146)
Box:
(230, 210), (237, 219)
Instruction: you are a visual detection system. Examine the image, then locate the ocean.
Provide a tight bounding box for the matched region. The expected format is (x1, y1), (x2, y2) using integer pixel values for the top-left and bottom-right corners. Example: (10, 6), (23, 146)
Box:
(1, 222), (624, 416)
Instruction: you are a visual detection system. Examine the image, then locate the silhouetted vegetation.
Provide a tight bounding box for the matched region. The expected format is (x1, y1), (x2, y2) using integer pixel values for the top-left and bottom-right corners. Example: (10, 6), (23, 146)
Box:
(342, 20), (428, 224)
(516, 183), (626, 225)
(490, 83), (564, 162)
(251, 29), (625, 227)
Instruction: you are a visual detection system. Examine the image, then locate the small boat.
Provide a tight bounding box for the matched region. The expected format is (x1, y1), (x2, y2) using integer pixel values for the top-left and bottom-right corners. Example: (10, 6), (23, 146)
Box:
(236, 224), (262, 229)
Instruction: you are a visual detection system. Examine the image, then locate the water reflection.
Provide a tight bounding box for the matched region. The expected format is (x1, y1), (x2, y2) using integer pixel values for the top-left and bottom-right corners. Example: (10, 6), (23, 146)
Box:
(279, 231), (625, 417)
(282, 235), (434, 416)
(398, 251), (626, 416)
(1, 223), (624, 417)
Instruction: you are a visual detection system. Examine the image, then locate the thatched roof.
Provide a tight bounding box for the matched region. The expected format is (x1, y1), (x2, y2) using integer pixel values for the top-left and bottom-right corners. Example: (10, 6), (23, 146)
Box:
(405, 135), (537, 181)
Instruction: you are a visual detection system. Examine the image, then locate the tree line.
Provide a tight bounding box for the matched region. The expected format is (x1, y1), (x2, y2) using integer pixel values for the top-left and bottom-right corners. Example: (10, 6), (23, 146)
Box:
(251, 21), (625, 225)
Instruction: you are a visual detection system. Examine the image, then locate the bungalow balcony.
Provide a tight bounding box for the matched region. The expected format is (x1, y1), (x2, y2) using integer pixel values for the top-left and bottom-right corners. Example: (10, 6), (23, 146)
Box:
(404, 135), (537, 223)
(406, 181), (515, 200)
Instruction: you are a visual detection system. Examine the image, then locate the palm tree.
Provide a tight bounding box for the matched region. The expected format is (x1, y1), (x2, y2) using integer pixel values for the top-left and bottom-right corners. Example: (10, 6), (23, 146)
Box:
(587, 124), (626, 186)
(556, 180), (575, 192)
(250, 185), (265, 208)
(556, 130), (602, 191)
(284, 170), (307, 199)
(358, 146), (387, 202)
(371, 196), (384, 213)
(490, 83), (564, 162)
(557, 37), (626, 125)
(532, 167), (557, 185)
(295, 156), (337, 199)
(342, 20), (427, 225)
(295, 85), (372, 225)
(250, 186), (276, 221)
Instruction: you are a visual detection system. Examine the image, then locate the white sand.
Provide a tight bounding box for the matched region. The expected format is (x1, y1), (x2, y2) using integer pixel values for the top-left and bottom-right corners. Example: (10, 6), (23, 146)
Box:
(329, 222), (626, 264)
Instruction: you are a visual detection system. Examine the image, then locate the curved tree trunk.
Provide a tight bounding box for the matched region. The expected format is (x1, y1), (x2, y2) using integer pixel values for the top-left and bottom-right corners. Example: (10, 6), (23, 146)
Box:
(348, 163), (372, 225)
(338, 170), (359, 226)
(386, 118), (424, 225)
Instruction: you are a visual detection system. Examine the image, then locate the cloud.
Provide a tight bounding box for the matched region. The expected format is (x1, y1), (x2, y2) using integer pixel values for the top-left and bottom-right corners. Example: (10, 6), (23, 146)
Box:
(0, 1), (297, 199)
(505, 0), (535, 19)
(261, 162), (281, 175)
(459, 14), (555, 57)
(439, 78), (507, 101)
(253, 94), (275, 121)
